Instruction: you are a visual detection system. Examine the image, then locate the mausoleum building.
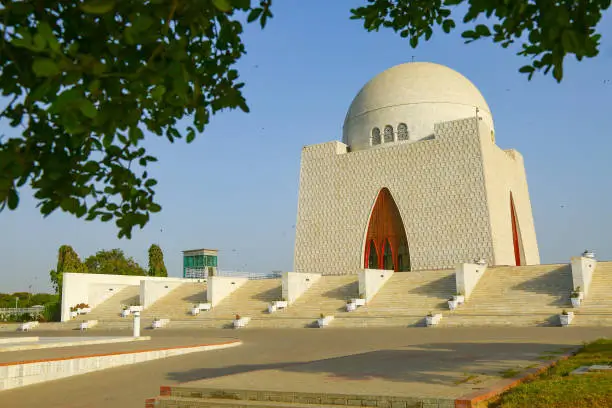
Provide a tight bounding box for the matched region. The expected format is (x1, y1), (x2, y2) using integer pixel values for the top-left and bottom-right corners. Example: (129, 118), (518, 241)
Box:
(293, 62), (540, 274)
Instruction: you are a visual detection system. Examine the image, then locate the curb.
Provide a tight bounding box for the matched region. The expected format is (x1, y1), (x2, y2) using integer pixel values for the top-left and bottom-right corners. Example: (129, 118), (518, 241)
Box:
(0, 339), (240, 367)
(454, 348), (579, 408)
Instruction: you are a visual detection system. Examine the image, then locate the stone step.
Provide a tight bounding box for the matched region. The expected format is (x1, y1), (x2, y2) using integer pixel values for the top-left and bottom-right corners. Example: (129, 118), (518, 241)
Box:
(75, 286), (141, 321)
(149, 386), (439, 408)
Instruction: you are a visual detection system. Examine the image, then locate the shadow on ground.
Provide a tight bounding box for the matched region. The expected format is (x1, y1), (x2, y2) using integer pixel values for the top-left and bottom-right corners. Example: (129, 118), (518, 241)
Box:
(166, 341), (569, 386)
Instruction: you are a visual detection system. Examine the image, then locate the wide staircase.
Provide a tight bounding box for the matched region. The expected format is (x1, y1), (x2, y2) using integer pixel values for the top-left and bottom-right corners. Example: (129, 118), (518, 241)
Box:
(333, 270), (456, 327)
(69, 285), (142, 329)
(573, 261), (612, 326)
(258, 275), (358, 328)
(143, 282), (207, 321)
(171, 279), (283, 329)
(441, 264), (572, 327)
(74, 285), (140, 322)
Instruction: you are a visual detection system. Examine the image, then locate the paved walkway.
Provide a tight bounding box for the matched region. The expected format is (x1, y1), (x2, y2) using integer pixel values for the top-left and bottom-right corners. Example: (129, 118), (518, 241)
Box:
(0, 327), (611, 407)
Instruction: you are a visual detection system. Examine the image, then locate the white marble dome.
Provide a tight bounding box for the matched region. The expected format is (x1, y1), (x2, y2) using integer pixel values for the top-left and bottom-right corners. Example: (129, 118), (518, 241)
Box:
(342, 62), (494, 151)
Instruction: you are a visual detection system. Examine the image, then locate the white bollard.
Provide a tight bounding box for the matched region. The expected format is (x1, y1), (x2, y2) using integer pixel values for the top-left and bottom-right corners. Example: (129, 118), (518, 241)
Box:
(133, 311), (141, 337)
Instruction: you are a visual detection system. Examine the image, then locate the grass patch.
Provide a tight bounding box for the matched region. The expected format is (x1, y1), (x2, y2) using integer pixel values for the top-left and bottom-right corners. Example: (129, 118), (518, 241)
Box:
(491, 338), (612, 408)
(499, 368), (522, 378)
(454, 373), (480, 385)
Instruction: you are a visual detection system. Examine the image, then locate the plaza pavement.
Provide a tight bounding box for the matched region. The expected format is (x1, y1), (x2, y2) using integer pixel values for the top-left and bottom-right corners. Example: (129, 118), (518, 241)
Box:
(0, 327), (611, 408)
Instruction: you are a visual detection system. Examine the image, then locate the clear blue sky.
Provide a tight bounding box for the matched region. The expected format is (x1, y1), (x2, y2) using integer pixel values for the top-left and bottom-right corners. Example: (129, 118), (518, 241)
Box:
(1, 1), (611, 293)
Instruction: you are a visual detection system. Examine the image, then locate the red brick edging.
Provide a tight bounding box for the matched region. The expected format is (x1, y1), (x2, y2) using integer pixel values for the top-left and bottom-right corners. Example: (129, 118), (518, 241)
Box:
(0, 339), (240, 367)
(454, 349), (578, 408)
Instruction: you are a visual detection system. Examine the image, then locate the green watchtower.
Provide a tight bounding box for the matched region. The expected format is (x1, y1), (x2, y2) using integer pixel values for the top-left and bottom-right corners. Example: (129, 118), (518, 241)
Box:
(182, 248), (218, 279)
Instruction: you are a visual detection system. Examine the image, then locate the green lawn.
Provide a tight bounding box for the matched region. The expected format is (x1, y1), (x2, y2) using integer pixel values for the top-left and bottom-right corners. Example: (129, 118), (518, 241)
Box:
(492, 339), (612, 408)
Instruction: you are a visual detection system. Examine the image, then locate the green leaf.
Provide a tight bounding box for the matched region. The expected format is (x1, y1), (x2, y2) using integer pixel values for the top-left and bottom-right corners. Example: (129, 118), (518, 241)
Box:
(213, 0), (232, 12)
(129, 127), (144, 144)
(145, 179), (158, 187)
(7, 189), (19, 210)
(475, 24), (491, 37)
(519, 65), (535, 73)
(461, 30), (477, 39)
(80, 0), (116, 14)
(247, 8), (262, 23)
(149, 203), (162, 213)
(186, 128), (196, 143)
(33, 34), (46, 51)
(80, 100), (98, 119)
(32, 58), (59, 77)
(151, 85), (166, 100)
(101, 213), (113, 222)
(132, 14), (154, 32)
(442, 20), (455, 33)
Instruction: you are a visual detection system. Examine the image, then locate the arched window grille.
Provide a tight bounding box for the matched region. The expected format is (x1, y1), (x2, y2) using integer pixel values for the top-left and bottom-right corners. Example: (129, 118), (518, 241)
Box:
(397, 123), (409, 141)
(371, 127), (381, 145)
(383, 125), (394, 143)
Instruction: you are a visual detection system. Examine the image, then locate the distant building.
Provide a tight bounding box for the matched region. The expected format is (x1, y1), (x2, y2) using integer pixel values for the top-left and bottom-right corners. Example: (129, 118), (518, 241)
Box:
(182, 248), (218, 279)
(293, 62), (540, 275)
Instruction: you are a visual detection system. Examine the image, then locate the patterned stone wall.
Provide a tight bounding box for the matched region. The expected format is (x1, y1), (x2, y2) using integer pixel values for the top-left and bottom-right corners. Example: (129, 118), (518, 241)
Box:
(294, 117), (497, 275)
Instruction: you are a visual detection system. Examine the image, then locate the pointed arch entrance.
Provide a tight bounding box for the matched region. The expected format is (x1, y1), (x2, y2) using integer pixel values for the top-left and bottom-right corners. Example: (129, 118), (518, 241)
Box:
(364, 188), (410, 271)
(510, 193), (522, 266)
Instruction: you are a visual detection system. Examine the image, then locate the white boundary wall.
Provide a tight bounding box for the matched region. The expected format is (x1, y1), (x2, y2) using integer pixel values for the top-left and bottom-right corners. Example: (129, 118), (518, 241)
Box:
(282, 272), (322, 305)
(571, 256), (597, 297)
(0, 341), (241, 391)
(61, 273), (197, 322)
(206, 276), (248, 307)
(358, 269), (393, 303)
(455, 263), (487, 300)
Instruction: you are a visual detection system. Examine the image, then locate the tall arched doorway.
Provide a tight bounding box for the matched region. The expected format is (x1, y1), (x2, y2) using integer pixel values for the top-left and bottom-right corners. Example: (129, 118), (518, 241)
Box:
(510, 193), (522, 266)
(364, 188), (410, 271)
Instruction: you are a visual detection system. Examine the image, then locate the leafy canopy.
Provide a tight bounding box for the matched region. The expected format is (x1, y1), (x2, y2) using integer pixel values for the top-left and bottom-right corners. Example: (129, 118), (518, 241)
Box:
(148, 243), (168, 277)
(350, 0), (609, 82)
(0, 0), (272, 238)
(0, 0), (608, 239)
(49, 244), (86, 294)
(85, 248), (146, 275)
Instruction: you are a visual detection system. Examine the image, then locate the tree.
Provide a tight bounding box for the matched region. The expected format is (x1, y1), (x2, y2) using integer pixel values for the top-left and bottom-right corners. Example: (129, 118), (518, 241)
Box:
(0, 0), (273, 238)
(147, 244), (168, 277)
(85, 248), (146, 276)
(49, 245), (87, 294)
(350, 0), (609, 82)
(0, 0), (607, 238)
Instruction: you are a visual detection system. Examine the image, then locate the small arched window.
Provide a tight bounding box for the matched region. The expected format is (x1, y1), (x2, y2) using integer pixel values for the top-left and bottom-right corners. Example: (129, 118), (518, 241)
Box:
(371, 127), (381, 145)
(397, 123), (409, 141)
(383, 125), (394, 143)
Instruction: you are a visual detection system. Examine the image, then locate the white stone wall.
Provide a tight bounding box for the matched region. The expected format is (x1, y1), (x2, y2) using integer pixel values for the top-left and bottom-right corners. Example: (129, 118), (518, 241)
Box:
(478, 120), (540, 265)
(61, 273), (196, 322)
(294, 117), (498, 274)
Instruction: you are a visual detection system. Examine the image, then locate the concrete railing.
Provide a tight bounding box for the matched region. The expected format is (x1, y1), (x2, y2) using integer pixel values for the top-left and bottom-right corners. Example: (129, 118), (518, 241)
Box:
(571, 256), (597, 297)
(455, 262), (487, 300)
(206, 276), (249, 307)
(282, 272), (321, 305)
(358, 269), (393, 303)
